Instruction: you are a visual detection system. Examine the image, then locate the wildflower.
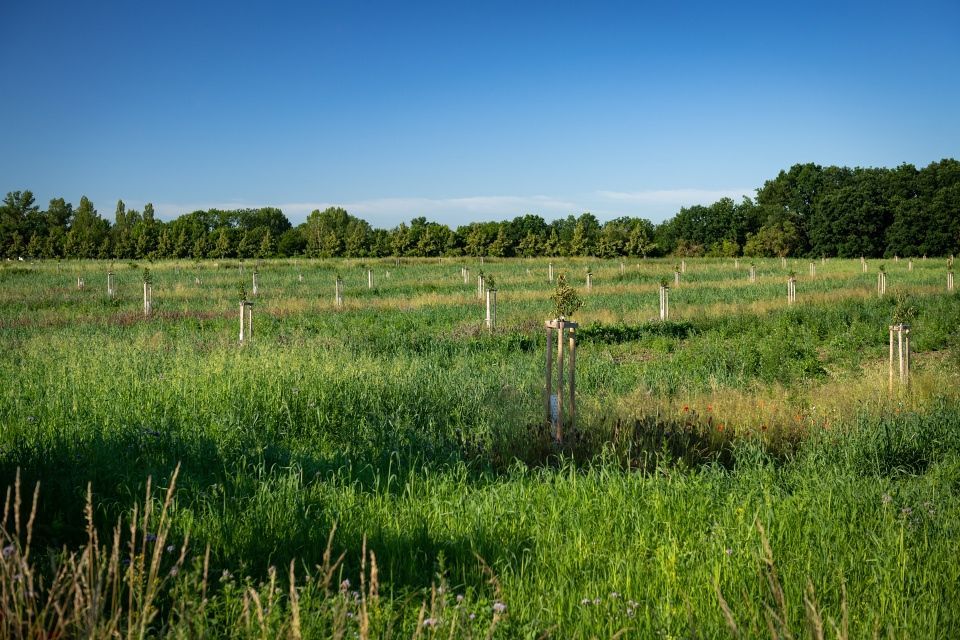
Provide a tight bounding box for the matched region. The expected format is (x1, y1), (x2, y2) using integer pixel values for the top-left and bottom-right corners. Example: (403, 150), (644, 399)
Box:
(169, 566), (179, 577)
(2, 545), (15, 558)
(682, 405), (689, 413)
(221, 569), (232, 580)
(626, 607), (635, 617)
(593, 597), (601, 605)
(706, 404), (712, 412)
(340, 578), (351, 592)
(492, 601), (507, 614)
(901, 507), (913, 516)
(609, 592), (620, 599)
(581, 598), (592, 606)
(881, 494), (892, 505)
(26, 415), (35, 422)
(456, 594), (464, 604)
(469, 613), (476, 620)
(166, 545), (175, 553)
(717, 424), (724, 432)
(725, 548), (732, 556)
(423, 618), (439, 627)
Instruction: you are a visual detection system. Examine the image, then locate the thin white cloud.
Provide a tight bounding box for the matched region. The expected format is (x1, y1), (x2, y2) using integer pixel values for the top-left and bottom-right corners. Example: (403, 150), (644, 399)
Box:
(597, 188), (754, 206)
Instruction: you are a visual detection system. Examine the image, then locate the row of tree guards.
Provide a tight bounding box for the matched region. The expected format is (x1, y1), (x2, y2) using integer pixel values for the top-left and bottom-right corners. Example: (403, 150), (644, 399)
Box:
(81, 260), (957, 321)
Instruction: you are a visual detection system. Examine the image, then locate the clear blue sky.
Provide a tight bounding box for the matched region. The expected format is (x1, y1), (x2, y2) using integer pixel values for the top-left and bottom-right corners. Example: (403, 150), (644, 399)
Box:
(2, 0), (958, 227)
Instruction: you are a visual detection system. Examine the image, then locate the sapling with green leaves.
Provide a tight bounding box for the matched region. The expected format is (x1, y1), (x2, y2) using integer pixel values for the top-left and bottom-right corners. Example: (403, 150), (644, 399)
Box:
(551, 273), (583, 320)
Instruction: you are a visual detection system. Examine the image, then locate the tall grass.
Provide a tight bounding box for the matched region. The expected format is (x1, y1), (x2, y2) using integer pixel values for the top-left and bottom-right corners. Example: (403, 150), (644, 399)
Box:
(1, 257), (959, 637)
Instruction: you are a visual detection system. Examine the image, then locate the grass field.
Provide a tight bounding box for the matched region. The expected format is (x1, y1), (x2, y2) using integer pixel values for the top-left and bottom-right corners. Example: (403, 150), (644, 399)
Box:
(2, 256), (959, 638)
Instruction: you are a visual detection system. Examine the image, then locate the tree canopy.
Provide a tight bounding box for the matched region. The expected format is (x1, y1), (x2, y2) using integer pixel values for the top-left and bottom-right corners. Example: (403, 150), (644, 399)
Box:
(2, 159), (958, 260)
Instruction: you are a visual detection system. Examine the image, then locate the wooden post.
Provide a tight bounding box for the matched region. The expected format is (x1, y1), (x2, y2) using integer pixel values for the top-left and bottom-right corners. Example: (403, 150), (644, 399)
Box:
(477, 274), (484, 300)
(809, 262), (816, 277)
(252, 271), (259, 296)
(586, 272), (593, 290)
(298, 273), (303, 283)
(889, 325), (895, 393)
(749, 266), (756, 283)
(239, 301), (254, 343)
(143, 282), (152, 316)
(367, 269), (373, 289)
(463, 268), (470, 284)
(904, 325), (911, 385)
(485, 288), (497, 330)
(568, 325), (577, 428)
(862, 258), (867, 273)
(898, 324), (905, 383)
(821, 256), (825, 265)
(107, 272), (115, 298)
(335, 278), (343, 308)
(659, 284), (669, 321)
(77, 276), (85, 289)
(548, 263), (554, 283)
(674, 270), (680, 286)
(545, 319), (578, 443)
(908, 260), (913, 272)
(949, 271), (954, 292)
(545, 323), (554, 433)
(877, 271), (887, 296)
(620, 261), (625, 275)
(681, 259), (686, 274)
(787, 277), (796, 304)
(887, 323), (912, 387)
(781, 256), (786, 268)
(734, 258), (739, 269)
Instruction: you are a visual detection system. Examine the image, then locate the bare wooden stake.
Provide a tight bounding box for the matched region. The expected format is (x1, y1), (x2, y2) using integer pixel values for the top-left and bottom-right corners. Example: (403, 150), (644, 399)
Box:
(252, 271), (259, 296)
(335, 278), (343, 308)
(143, 282), (153, 316)
(239, 301), (254, 344)
(107, 272), (115, 297)
(548, 263), (554, 283)
(367, 269), (373, 289)
(545, 319), (578, 443)
(485, 288), (497, 330)
(659, 284), (669, 321)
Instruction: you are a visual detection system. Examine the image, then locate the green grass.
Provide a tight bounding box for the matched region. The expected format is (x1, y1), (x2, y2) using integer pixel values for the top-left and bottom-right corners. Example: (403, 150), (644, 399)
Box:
(1, 257), (959, 638)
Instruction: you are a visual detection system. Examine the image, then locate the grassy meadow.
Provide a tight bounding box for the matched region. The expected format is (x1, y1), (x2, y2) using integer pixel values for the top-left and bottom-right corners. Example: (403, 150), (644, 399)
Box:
(1, 256), (960, 638)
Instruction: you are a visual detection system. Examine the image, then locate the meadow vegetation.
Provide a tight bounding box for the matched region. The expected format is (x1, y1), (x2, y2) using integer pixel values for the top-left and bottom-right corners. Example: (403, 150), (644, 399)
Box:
(1, 256), (959, 638)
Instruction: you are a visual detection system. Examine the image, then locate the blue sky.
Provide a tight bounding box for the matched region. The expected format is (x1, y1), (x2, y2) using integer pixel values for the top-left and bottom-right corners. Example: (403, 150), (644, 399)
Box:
(2, 0), (958, 227)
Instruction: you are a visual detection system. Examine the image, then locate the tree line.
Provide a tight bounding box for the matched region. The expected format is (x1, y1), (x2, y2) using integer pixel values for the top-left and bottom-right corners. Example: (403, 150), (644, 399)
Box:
(2, 159), (957, 261)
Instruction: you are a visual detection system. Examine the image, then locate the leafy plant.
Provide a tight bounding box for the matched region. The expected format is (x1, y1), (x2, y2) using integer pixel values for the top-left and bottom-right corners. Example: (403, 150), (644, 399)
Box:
(550, 273), (583, 320)
(141, 268), (152, 285)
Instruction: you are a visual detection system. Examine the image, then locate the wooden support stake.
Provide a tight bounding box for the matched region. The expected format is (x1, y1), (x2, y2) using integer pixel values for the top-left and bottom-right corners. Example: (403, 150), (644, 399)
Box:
(335, 278), (343, 308)
(367, 269), (373, 289)
(252, 271), (259, 296)
(143, 283), (152, 316)
(485, 289), (497, 330)
(107, 272), (115, 297)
